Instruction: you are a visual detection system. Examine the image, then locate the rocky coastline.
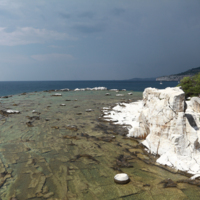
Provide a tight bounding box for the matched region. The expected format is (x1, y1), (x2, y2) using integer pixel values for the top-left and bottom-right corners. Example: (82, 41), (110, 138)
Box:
(103, 87), (200, 178)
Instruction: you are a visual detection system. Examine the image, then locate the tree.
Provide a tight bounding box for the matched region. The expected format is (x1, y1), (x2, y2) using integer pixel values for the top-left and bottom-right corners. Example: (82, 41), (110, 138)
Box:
(178, 73), (200, 98)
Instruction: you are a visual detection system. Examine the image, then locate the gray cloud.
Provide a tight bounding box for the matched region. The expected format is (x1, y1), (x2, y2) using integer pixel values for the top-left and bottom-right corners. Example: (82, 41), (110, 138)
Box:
(78, 11), (95, 19)
(0, 0), (200, 80)
(0, 8), (18, 19)
(59, 12), (71, 19)
(73, 23), (105, 33)
(111, 8), (125, 16)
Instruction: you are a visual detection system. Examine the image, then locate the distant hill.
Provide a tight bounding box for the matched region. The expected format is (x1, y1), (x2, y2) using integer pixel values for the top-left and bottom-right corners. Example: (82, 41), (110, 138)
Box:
(156, 66), (200, 81)
(127, 77), (156, 81)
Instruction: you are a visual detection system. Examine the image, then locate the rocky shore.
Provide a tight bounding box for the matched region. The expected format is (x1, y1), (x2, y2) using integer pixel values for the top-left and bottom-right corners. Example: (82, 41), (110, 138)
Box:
(103, 87), (200, 178)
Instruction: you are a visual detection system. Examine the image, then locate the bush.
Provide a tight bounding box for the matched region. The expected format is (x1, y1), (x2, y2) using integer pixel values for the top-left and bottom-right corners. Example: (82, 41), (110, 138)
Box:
(178, 73), (200, 98)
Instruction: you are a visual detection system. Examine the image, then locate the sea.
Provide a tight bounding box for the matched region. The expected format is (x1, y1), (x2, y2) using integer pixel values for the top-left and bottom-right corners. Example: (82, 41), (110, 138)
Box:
(0, 80), (198, 199)
(0, 80), (178, 96)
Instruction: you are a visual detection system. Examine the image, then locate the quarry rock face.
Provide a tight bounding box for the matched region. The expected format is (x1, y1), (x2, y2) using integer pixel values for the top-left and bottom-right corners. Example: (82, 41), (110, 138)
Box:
(103, 87), (200, 175)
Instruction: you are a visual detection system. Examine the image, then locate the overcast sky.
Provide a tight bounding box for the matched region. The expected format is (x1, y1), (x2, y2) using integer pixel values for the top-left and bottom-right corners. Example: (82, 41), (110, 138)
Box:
(0, 0), (200, 80)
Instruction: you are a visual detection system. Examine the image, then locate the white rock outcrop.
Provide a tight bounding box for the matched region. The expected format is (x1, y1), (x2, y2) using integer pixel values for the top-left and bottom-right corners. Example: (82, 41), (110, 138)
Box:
(74, 87), (107, 91)
(103, 87), (200, 176)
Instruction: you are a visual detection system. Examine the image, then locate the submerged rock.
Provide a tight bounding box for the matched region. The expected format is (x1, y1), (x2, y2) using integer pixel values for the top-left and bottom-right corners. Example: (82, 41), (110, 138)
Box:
(65, 125), (78, 131)
(0, 110), (20, 116)
(116, 94), (124, 97)
(85, 109), (93, 112)
(52, 93), (62, 96)
(26, 121), (34, 127)
(160, 179), (177, 188)
(6, 110), (20, 114)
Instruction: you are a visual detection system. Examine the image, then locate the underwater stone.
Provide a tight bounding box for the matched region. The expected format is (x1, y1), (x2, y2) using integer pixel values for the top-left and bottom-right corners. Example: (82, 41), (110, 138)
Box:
(52, 93), (62, 96)
(85, 109), (93, 112)
(6, 110), (20, 114)
(110, 89), (119, 92)
(116, 94), (124, 97)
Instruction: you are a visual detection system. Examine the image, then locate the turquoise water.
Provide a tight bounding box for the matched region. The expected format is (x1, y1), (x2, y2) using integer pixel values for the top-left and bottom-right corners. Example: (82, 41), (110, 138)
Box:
(0, 90), (198, 199)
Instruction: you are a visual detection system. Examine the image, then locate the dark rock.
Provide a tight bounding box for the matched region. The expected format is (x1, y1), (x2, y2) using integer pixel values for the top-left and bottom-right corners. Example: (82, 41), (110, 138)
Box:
(160, 179), (177, 188)
(26, 116), (40, 120)
(26, 121), (34, 127)
(65, 125), (78, 131)
(51, 126), (59, 129)
(63, 135), (79, 140)
(72, 154), (99, 163)
(0, 110), (8, 117)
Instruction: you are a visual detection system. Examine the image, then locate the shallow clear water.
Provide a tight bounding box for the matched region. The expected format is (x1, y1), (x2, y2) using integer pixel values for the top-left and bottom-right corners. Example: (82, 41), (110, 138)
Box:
(0, 90), (199, 200)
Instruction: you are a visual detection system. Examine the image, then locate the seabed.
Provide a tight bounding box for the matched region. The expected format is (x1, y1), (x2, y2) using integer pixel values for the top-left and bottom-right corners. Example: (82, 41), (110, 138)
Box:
(0, 90), (199, 200)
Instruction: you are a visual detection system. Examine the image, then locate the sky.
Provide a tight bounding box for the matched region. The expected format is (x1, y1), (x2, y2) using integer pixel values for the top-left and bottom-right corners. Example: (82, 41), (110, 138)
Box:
(0, 0), (200, 81)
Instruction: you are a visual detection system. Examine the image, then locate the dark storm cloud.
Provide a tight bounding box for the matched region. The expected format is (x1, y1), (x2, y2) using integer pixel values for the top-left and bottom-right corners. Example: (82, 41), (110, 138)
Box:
(78, 11), (95, 19)
(1, 0), (200, 80)
(73, 23), (105, 33)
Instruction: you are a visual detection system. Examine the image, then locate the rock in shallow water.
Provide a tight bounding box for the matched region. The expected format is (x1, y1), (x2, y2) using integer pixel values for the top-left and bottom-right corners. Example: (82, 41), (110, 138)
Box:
(114, 173), (130, 184)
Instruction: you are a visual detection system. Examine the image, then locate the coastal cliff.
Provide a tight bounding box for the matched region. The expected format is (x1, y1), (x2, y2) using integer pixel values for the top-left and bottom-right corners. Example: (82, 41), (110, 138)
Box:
(103, 87), (200, 176)
(156, 66), (200, 81)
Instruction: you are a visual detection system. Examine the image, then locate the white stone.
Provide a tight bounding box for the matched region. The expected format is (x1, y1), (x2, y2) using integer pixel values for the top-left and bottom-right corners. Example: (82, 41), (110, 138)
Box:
(74, 87), (107, 91)
(60, 88), (69, 91)
(103, 87), (200, 176)
(114, 173), (129, 183)
(190, 174), (200, 180)
(85, 109), (93, 112)
(116, 94), (124, 97)
(6, 110), (20, 114)
(110, 89), (119, 92)
(53, 93), (62, 96)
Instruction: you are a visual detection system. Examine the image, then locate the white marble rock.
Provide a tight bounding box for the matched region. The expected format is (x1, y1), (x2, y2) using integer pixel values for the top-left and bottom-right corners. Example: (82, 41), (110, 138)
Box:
(103, 87), (200, 177)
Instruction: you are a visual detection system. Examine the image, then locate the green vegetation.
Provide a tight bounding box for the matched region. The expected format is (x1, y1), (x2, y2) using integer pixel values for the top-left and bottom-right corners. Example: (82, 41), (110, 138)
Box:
(178, 72), (200, 97)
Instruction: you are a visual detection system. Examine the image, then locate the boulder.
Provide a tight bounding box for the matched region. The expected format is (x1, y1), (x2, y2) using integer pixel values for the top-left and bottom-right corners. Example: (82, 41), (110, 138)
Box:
(104, 87), (200, 176)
